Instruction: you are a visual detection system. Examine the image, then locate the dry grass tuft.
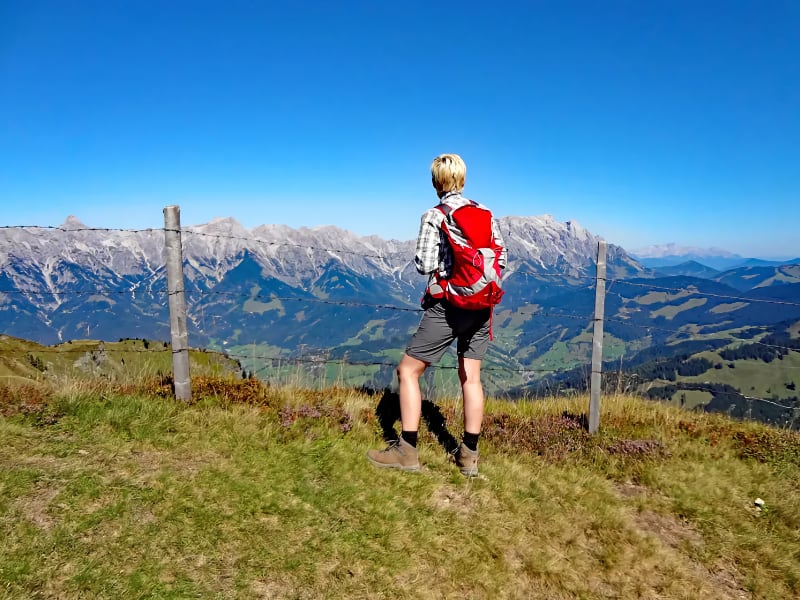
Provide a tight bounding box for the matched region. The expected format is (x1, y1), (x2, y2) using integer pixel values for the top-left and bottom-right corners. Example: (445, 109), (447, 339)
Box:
(731, 427), (800, 467)
(0, 381), (55, 418)
(676, 417), (800, 466)
(139, 374), (278, 407)
(278, 401), (354, 434)
(606, 438), (669, 458)
(483, 412), (591, 460)
(482, 410), (670, 463)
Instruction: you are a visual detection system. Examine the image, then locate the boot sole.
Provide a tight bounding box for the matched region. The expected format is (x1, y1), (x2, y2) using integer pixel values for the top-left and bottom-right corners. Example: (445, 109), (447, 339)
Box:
(367, 455), (420, 471)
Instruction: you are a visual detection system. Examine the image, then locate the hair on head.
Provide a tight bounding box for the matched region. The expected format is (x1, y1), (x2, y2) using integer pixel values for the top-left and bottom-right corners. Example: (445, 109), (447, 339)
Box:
(431, 153), (466, 196)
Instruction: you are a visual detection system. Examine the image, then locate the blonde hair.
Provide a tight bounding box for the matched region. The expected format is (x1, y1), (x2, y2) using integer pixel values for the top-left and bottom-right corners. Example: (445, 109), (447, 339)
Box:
(430, 153), (466, 197)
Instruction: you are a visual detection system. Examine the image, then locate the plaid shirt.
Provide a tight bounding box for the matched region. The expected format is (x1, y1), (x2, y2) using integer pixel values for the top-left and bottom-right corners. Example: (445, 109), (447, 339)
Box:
(414, 192), (507, 284)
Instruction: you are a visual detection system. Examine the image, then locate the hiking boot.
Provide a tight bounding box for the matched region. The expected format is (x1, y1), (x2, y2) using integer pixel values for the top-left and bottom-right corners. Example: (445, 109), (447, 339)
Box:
(453, 443), (479, 477)
(367, 437), (420, 471)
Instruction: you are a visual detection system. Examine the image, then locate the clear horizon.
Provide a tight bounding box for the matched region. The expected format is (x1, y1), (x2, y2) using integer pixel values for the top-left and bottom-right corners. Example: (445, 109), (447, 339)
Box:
(1, 1), (797, 258)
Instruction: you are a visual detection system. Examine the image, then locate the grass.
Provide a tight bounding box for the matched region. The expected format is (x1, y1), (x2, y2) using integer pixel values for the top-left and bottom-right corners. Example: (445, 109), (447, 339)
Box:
(1, 375), (800, 599)
(679, 351), (800, 401)
(649, 297), (708, 320)
(0, 335), (241, 384)
(669, 389), (714, 410)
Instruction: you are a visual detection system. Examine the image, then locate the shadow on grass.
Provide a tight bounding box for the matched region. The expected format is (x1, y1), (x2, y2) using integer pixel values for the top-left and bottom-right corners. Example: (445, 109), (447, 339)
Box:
(371, 388), (460, 453)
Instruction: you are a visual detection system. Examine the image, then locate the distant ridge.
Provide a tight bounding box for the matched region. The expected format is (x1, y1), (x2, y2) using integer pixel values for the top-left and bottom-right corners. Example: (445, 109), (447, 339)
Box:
(650, 260), (720, 279)
(631, 243), (739, 260)
(633, 248), (798, 272)
(637, 255), (747, 271)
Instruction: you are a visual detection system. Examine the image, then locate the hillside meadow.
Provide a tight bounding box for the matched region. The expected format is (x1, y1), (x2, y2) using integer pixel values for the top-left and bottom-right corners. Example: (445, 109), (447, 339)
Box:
(1, 370), (799, 599)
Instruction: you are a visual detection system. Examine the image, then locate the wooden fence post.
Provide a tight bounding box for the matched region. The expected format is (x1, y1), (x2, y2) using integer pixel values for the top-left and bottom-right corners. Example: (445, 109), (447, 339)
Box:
(163, 205), (192, 401)
(588, 240), (607, 433)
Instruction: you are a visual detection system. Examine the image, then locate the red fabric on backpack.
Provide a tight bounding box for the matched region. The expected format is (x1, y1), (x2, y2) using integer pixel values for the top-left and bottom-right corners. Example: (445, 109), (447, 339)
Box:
(429, 200), (505, 313)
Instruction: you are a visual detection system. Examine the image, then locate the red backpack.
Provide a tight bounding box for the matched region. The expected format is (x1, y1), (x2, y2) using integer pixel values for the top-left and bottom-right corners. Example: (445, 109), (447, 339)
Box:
(427, 200), (505, 312)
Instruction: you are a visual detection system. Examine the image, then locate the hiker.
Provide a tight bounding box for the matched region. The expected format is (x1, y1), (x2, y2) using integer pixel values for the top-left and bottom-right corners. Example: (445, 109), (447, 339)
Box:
(367, 153), (507, 476)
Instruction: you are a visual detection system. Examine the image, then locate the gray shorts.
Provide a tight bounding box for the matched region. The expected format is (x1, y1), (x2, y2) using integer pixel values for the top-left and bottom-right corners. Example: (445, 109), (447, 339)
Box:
(405, 300), (491, 364)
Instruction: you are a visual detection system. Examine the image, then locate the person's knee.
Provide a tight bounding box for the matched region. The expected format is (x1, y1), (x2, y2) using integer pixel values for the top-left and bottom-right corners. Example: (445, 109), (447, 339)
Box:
(396, 364), (408, 382)
(459, 373), (482, 388)
(459, 360), (481, 385)
(397, 357), (425, 382)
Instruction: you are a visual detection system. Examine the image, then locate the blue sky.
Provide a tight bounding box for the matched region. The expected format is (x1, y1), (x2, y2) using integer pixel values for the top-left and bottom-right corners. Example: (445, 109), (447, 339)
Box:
(1, 1), (797, 258)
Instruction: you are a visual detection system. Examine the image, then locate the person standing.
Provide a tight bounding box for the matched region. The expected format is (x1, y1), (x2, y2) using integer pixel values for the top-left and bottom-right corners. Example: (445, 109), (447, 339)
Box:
(367, 153), (507, 476)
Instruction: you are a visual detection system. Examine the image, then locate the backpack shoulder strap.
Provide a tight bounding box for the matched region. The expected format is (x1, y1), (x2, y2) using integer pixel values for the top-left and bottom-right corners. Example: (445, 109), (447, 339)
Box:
(435, 203), (452, 218)
(436, 199), (477, 218)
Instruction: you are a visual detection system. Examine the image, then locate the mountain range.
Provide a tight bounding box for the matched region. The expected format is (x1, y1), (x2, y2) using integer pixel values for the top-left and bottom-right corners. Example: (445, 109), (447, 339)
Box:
(0, 214), (643, 346)
(2, 215), (799, 418)
(631, 243), (800, 271)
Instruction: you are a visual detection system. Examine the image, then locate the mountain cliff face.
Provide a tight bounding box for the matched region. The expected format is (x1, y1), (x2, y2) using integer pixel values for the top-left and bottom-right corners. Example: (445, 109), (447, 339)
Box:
(0, 214), (643, 343)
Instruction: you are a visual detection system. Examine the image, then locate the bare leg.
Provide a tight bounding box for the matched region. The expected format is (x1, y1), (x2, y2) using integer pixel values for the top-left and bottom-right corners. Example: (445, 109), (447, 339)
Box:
(459, 356), (484, 434)
(397, 353), (427, 432)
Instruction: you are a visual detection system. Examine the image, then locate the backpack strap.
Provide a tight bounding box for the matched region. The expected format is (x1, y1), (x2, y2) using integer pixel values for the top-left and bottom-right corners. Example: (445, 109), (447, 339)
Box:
(435, 199), (477, 220)
(427, 203), (459, 302)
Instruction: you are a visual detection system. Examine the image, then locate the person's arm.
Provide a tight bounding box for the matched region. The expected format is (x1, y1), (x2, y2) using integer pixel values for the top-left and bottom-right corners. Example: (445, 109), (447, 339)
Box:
(414, 210), (441, 274)
(492, 217), (508, 269)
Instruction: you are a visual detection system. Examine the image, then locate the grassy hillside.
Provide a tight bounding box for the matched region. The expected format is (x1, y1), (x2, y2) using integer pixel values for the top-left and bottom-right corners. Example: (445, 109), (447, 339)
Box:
(0, 334), (242, 383)
(634, 324), (800, 426)
(1, 376), (799, 599)
(536, 319), (800, 428)
(680, 351), (800, 399)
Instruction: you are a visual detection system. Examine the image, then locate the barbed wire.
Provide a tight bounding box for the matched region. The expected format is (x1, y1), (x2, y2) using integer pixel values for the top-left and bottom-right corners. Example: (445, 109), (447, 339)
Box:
(0, 288), (168, 296)
(0, 225), (161, 234)
(14, 346), (172, 355)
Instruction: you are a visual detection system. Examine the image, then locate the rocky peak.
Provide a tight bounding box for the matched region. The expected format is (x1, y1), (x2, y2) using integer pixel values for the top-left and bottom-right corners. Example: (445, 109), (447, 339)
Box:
(1, 213), (644, 285)
(60, 216), (88, 230)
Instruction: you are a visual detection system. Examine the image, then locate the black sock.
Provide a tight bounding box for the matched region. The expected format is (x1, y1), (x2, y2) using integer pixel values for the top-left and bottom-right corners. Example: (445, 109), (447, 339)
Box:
(401, 430), (418, 447)
(462, 431), (479, 452)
